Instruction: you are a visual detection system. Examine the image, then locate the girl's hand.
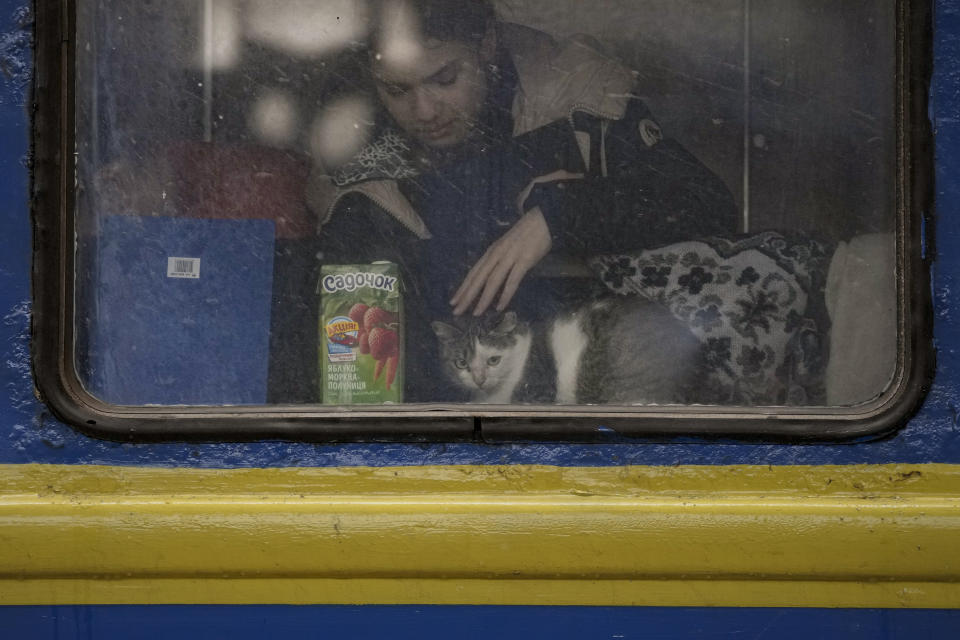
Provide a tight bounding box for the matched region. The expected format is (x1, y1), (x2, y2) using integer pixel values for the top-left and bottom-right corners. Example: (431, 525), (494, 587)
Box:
(450, 206), (552, 316)
(450, 170), (583, 316)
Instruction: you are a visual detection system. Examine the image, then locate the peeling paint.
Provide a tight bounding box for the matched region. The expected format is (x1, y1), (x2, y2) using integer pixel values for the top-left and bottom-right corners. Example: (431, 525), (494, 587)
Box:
(0, 5), (30, 106)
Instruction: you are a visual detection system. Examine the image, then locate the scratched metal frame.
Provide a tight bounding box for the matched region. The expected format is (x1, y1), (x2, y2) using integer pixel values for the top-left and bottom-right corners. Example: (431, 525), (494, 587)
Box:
(31, 0), (931, 441)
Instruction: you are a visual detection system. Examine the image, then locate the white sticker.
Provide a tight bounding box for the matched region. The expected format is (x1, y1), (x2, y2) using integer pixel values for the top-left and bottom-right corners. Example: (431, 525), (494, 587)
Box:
(167, 257), (201, 279)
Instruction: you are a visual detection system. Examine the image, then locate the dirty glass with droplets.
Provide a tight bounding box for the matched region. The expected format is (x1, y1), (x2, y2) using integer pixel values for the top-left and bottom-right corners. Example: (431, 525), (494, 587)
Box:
(73, 0), (899, 411)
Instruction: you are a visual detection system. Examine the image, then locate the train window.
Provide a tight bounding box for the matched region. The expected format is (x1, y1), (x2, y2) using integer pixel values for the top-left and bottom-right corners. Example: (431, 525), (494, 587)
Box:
(31, 0), (930, 440)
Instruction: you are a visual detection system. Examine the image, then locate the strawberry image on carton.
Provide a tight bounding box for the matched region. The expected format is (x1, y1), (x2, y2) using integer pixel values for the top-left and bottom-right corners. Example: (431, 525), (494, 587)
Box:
(319, 263), (402, 404)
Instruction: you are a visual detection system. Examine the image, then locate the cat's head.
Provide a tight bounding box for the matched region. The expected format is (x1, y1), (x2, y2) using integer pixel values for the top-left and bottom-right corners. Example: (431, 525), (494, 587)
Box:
(431, 312), (532, 396)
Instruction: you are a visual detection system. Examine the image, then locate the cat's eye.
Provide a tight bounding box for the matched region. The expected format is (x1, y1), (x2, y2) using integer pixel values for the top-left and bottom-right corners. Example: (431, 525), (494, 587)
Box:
(487, 356), (502, 366)
(455, 358), (469, 370)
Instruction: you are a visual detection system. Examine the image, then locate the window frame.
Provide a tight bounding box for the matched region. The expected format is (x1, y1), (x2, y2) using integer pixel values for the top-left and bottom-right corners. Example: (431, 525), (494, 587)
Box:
(30, 0), (934, 442)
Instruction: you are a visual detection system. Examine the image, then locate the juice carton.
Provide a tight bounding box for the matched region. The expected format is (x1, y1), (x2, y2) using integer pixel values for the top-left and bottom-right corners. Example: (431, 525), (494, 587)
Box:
(319, 263), (403, 404)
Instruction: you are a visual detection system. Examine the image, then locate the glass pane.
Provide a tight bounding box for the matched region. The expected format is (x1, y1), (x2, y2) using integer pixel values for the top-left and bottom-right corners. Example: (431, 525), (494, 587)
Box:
(747, 1), (898, 405)
(73, 0), (899, 410)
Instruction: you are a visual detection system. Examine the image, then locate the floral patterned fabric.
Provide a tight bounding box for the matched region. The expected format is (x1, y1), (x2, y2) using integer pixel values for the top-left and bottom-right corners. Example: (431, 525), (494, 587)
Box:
(591, 232), (834, 405)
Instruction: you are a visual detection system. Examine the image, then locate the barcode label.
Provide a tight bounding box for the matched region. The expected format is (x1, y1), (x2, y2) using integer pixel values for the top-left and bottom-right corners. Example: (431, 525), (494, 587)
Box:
(167, 257), (201, 279)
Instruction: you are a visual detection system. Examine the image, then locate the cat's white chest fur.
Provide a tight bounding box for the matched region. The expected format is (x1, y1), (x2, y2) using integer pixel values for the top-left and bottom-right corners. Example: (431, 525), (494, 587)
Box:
(550, 312), (589, 404)
(468, 313), (589, 404)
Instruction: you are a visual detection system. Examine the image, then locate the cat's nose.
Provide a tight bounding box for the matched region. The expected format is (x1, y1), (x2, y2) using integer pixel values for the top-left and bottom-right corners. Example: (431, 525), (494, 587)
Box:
(472, 371), (487, 388)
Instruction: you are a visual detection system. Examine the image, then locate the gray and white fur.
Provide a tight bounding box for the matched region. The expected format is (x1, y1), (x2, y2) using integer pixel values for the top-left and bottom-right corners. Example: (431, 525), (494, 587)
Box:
(431, 296), (702, 405)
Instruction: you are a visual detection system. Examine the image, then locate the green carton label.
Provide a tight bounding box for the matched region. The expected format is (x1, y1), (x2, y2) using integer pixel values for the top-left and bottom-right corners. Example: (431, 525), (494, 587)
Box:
(319, 263), (403, 404)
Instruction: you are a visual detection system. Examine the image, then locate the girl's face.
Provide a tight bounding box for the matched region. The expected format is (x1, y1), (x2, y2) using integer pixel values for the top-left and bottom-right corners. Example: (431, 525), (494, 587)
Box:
(372, 36), (492, 149)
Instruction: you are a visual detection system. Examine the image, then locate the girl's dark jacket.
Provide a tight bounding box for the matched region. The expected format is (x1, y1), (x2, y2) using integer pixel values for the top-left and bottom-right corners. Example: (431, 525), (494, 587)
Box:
(271, 24), (738, 403)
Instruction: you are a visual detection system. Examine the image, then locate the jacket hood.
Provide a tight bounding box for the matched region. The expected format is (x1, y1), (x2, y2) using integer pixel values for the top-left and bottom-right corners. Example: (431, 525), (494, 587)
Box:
(502, 23), (636, 136)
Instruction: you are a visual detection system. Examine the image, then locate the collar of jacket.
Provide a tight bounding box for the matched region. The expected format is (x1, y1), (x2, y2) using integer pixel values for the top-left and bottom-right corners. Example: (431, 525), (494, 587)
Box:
(307, 23), (638, 239)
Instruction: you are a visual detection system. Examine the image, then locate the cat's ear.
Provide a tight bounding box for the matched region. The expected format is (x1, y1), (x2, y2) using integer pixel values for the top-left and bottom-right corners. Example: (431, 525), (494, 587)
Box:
(431, 321), (461, 343)
(492, 312), (518, 336)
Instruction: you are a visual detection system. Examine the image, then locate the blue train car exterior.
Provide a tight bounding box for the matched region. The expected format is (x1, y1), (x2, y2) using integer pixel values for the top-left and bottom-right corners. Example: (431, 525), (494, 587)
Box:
(2, 0), (960, 636)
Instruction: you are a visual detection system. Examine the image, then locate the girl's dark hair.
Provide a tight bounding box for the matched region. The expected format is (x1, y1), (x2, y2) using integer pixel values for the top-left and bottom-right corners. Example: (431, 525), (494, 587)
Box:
(370, 0), (497, 48)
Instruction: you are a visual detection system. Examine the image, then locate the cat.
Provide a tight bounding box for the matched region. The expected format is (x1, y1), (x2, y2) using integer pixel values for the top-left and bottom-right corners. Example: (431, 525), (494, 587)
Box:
(431, 296), (703, 405)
